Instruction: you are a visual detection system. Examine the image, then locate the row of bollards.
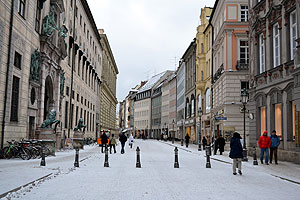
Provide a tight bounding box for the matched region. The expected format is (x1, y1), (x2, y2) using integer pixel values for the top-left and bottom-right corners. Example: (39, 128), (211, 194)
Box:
(40, 144), (259, 169)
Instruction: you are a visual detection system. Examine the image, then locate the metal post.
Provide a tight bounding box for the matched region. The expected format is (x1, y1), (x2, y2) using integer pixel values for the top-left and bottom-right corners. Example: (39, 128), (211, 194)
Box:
(104, 147), (109, 167)
(212, 113), (216, 155)
(174, 147), (179, 168)
(40, 143), (46, 166)
(243, 104), (248, 161)
(253, 146), (258, 165)
(198, 115), (201, 151)
(136, 146), (141, 168)
(74, 148), (79, 167)
(206, 146), (211, 168)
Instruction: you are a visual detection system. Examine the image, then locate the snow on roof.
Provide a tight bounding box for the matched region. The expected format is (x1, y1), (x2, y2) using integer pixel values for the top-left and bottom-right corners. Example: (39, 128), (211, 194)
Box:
(138, 71), (167, 93)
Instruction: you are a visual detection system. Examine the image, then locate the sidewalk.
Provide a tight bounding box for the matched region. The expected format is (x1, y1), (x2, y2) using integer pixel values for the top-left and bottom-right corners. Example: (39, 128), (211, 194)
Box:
(159, 139), (300, 185)
(0, 144), (99, 197)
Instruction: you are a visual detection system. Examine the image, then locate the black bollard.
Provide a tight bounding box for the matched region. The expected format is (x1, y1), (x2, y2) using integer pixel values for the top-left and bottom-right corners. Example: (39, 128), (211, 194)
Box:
(253, 146), (258, 165)
(74, 148), (79, 167)
(136, 146), (141, 168)
(181, 139), (183, 146)
(206, 146), (211, 168)
(174, 147), (179, 168)
(40, 143), (46, 166)
(104, 147), (109, 167)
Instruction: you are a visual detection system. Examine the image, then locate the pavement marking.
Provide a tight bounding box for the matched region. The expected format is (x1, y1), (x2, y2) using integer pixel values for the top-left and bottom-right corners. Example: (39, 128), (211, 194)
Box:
(270, 174), (300, 185)
(80, 156), (91, 162)
(0, 173), (53, 199)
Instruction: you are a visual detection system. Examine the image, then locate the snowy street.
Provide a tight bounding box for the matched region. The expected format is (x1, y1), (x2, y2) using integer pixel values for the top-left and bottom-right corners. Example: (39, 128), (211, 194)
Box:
(1, 139), (300, 200)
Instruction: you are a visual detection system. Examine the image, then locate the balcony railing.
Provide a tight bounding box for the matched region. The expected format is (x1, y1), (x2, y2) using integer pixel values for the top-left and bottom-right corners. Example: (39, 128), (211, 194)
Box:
(236, 60), (249, 70)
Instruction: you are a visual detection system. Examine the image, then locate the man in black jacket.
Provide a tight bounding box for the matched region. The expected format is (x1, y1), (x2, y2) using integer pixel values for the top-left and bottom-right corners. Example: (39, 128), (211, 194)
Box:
(101, 132), (108, 153)
(119, 133), (127, 154)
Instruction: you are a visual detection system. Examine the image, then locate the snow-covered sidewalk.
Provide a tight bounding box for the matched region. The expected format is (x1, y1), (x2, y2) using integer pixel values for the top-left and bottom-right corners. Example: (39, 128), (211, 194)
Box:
(1, 140), (300, 200)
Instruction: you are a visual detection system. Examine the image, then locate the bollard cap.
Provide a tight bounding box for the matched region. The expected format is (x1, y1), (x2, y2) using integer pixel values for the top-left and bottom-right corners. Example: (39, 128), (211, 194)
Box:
(136, 146), (140, 151)
(174, 147), (178, 151)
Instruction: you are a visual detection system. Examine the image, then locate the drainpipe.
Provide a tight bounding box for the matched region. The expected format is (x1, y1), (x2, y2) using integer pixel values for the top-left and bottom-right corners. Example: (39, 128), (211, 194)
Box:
(68, 0), (77, 138)
(1, 0), (15, 149)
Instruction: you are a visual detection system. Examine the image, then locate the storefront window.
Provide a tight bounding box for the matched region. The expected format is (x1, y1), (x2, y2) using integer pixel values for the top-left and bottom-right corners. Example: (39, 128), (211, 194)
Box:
(275, 104), (282, 139)
(261, 106), (266, 135)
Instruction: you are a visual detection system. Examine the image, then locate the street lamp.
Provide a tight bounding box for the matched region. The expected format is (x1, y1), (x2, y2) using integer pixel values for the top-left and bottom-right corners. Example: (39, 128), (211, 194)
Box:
(241, 88), (249, 161)
(172, 119), (175, 144)
(198, 107), (202, 151)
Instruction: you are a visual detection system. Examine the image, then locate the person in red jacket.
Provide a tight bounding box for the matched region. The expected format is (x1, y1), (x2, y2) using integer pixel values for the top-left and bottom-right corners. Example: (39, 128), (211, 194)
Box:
(258, 130), (271, 165)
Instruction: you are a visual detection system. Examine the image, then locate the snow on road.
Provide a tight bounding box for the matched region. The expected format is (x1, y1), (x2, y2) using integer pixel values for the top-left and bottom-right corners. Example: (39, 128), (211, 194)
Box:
(1, 140), (300, 200)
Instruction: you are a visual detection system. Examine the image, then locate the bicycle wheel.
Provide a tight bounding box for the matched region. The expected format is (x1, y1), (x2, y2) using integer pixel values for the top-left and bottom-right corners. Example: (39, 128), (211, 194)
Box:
(44, 147), (51, 157)
(30, 147), (38, 159)
(19, 148), (31, 160)
(2, 147), (13, 159)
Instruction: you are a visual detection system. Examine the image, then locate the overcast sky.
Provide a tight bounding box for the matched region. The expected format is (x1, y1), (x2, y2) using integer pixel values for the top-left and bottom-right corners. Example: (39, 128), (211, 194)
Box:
(87, 0), (214, 102)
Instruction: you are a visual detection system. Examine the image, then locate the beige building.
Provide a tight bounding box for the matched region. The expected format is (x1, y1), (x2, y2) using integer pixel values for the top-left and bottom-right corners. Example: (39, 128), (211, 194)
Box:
(196, 7), (213, 145)
(0, 0), (107, 149)
(211, 0), (250, 145)
(99, 29), (118, 136)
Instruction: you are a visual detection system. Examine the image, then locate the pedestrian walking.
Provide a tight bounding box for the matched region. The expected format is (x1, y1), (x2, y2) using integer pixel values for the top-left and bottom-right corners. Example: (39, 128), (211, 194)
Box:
(270, 130), (280, 165)
(185, 133), (190, 148)
(258, 130), (271, 165)
(217, 135), (226, 155)
(214, 136), (219, 155)
(100, 131), (108, 153)
(109, 134), (117, 154)
(202, 136), (207, 150)
(229, 132), (243, 175)
(119, 133), (127, 154)
(129, 134), (134, 148)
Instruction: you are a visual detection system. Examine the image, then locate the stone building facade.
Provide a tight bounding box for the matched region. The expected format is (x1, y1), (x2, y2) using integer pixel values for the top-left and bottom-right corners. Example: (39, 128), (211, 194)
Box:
(210, 0), (250, 144)
(183, 39), (196, 143)
(249, 0), (300, 163)
(196, 7), (213, 145)
(176, 61), (185, 142)
(0, 0), (113, 149)
(161, 79), (170, 138)
(99, 29), (118, 136)
(167, 73), (177, 139)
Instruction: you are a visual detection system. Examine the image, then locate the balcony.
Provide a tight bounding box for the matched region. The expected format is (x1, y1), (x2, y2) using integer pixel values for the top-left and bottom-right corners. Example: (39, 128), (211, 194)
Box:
(213, 64), (224, 83)
(236, 60), (249, 70)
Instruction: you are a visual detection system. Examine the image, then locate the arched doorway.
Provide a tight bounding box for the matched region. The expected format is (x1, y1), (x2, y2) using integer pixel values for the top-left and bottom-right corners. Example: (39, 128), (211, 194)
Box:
(44, 76), (54, 120)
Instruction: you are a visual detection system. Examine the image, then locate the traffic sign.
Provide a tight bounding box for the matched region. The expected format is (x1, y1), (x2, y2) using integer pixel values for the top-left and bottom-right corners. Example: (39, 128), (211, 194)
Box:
(215, 117), (227, 120)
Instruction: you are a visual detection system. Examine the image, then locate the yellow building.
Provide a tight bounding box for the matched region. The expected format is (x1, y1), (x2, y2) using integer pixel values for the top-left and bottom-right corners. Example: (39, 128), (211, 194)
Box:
(196, 7), (213, 145)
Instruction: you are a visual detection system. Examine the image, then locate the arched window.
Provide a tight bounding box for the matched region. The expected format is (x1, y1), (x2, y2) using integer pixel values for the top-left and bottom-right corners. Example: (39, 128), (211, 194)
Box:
(205, 88), (211, 113)
(198, 94), (202, 110)
(191, 94), (195, 116)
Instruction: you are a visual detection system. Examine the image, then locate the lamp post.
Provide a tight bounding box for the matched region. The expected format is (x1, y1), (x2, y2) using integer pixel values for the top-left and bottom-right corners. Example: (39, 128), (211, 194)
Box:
(181, 114), (184, 146)
(198, 107), (202, 151)
(241, 88), (249, 162)
(172, 119), (175, 144)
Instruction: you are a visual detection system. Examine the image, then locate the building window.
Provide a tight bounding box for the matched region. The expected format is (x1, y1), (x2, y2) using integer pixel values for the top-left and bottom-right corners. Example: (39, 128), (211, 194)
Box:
(201, 43), (204, 53)
(240, 41), (249, 64)
(290, 11), (298, 60)
(191, 98), (195, 116)
(273, 24), (280, 67)
(241, 81), (249, 93)
(66, 86), (69, 96)
(71, 0), (73, 8)
(84, 23), (86, 33)
(260, 106), (266, 135)
(198, 94), (202, 110)
(65, 101), (68, 128)
(14, 51), (22, 69)
(205, 88), (211, 113)
(35, 0), (42, 33)
(18, 0), (26, 18)
(75, 6), (78, 18)
(201, 71), (203, 81)
(10, 76), (20, 122)
(259, 34), (265, 73)
(275, 104), (282, 139)
(241, 5), (248, 22)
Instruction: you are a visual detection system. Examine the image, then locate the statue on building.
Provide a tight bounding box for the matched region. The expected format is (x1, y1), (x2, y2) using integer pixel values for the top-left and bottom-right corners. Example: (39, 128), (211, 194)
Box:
(42, 6), (58, 37)
(30, 49), (41, 82)
(41, 109), (60, 130)
(74, 118), (87, 132)
(60, 72), (65, 96)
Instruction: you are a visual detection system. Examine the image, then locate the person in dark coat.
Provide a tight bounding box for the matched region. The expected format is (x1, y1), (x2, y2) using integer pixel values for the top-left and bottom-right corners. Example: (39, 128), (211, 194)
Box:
(100, 132), (108, 153)
(270, 130), (280, 164)
(217, 135), (226, 155)
(229, 132), (243, 175)
(119, 133), (127, 154)
(202, 136), (207, 150)
(185, 134), (190, 148)
(214, 136), (219, 155)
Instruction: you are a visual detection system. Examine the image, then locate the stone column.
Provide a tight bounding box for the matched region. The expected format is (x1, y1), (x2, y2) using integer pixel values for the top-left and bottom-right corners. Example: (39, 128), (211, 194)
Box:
(282, 91), (288, 150)
(266, 95), (271, 135)
(227, 30), (233, 70)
